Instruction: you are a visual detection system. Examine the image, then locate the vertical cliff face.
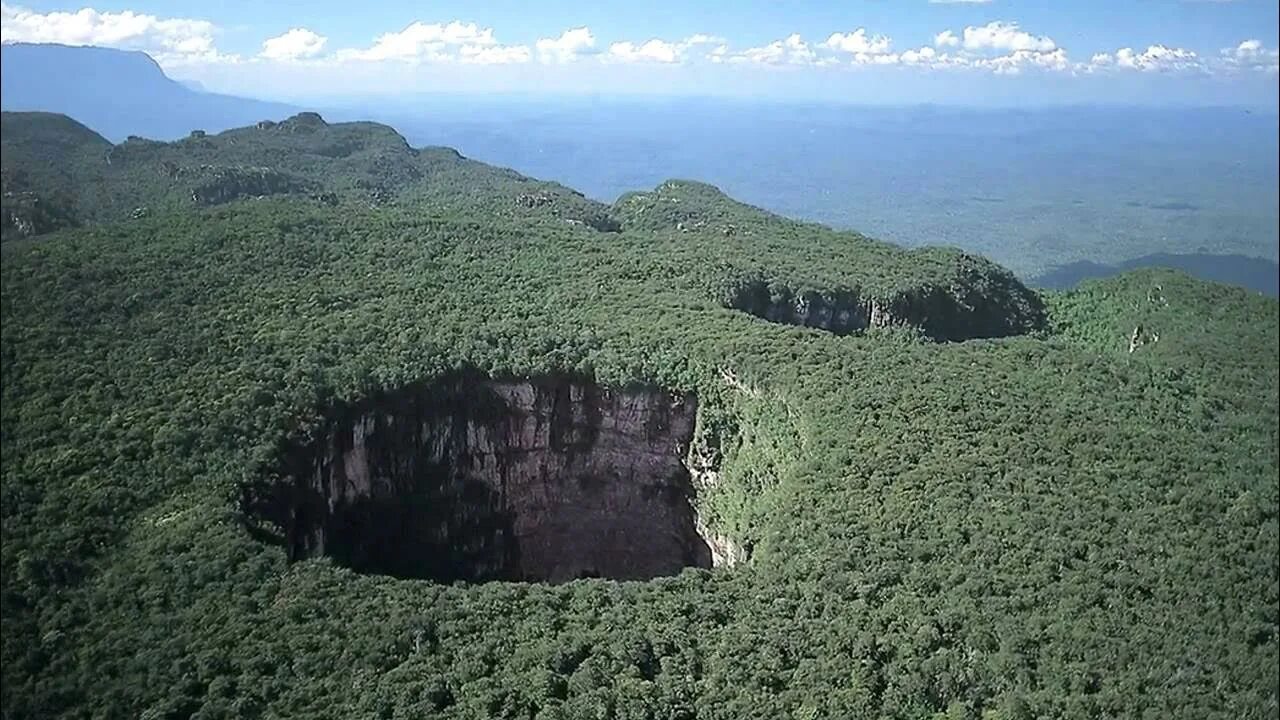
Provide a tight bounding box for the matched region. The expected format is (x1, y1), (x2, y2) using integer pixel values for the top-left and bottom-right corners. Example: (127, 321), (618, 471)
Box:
(246, 376), (714, 583)
(725, 274), (1047, 341)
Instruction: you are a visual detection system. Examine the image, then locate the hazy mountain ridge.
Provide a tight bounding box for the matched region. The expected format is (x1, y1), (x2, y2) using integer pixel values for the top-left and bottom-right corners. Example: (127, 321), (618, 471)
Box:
(0, 42), (298, 141)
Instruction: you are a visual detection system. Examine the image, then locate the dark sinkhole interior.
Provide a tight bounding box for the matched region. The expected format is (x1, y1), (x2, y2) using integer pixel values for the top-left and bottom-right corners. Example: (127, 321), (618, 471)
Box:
(242, 375), (713, 583)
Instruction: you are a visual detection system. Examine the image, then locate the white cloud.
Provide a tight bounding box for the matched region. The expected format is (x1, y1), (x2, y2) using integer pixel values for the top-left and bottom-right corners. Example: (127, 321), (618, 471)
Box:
(535, 26), (596, 63)
(1112, 44), (1201, 72)
(1235, 39), (1263, 53)
(685, 33), (724, 46)
(1086, 42), (1229, 74)
(891, 41), (1071, 74)
(335, 21), (529, 64)
(895, 45), (973, 69)
(1219, 39), (1279, 74)
(899, 46), (939, 65)
(260, 28), (326, 61)
(608, 39), (681, 63)
(979, 47), (1069, 74)
(914, 20), (1065, 74)
(720, 34), (829, 66)
(934, 30), (960, 48)
(606, 34), (722, 64)
(9, 5), (1272, 87)
(960, 21), (1056, 52)
(0, 2), (233, 64)
(824, 28), (892, 56)
(458, 43), (531, 64)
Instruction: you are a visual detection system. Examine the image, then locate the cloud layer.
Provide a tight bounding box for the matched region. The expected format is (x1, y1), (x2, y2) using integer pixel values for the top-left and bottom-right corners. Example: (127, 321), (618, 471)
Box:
(1, 2), (227, 64)
(261, 28), (326, 61)
(535, 27), (596, 64)
(2, 3), (1276, 79)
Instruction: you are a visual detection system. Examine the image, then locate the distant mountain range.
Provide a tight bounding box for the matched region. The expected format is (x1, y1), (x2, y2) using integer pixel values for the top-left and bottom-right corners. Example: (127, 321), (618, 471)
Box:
(0, 43), (297, 141)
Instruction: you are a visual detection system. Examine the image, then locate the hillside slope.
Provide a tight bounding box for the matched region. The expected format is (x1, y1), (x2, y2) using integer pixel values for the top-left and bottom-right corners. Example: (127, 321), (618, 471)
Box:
(0, 110), (1047, 340)
(1, 112), (1275, 720)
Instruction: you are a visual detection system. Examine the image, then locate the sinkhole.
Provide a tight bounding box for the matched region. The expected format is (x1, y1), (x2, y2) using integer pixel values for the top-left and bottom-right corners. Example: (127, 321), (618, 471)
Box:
(242, 375), (715, 583)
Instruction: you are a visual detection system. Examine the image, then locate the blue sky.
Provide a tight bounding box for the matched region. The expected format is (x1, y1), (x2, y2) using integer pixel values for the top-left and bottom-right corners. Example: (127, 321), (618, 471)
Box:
(2, 0), (1278, 106)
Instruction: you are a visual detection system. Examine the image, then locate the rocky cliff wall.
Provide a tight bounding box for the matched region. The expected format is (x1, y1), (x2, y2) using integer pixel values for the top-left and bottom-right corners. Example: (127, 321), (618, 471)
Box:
(726, 275), (1047, 341)
(249, 376), (713, 583)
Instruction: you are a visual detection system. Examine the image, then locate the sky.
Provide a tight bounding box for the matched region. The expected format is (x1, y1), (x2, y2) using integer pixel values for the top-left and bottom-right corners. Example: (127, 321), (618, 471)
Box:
(2, 0), (1278, 106)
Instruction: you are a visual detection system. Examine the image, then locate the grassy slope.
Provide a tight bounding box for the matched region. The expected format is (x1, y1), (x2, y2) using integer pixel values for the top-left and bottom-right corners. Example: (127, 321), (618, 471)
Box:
(0, 115), (1276, 720)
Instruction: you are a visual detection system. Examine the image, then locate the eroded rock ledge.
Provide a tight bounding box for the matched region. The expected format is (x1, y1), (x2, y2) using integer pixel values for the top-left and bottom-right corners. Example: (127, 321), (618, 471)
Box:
(243, 375), (716, 583)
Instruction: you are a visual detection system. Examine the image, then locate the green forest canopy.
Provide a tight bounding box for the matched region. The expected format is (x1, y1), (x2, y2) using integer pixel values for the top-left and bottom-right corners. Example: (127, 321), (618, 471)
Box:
(1, 111), (1277, 719)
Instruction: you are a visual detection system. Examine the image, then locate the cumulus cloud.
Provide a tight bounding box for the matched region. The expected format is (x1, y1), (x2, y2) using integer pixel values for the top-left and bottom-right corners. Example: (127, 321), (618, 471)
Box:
(608, 39), (681, 63)
(1119, 45), (1199, 71)
(979, 47), (1069, 74)
(0, 2), (232, 64)
(899, 46), (939, 65)
(894, 45), (974, 69)
(458, 43), (531, 64)
(823, 28), (892, 56)
(912, 21), (1064, 74)
(335, 21), (529, 64)
(684, 33), (724, 46)
(260, 28), (326, 61)
(719, 22), (1070, 74)
(1219, 39), (1279, 74)
(718, 34), (829, 66)
(934, 30), (960, 48)
(606, 34), (721, 64)
(1087, 44), (1201, 73)
(960, 21), (1056, 52)
(535, 26), (596, 63)
(8, 5), (1266, 83)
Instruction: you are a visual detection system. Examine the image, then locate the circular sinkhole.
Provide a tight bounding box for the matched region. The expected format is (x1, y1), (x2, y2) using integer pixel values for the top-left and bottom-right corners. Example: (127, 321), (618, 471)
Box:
(241, 374), (716, 583)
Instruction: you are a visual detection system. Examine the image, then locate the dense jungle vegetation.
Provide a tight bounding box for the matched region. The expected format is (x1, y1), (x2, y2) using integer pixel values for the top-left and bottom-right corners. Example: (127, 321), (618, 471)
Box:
(1, 111), (1276, 720)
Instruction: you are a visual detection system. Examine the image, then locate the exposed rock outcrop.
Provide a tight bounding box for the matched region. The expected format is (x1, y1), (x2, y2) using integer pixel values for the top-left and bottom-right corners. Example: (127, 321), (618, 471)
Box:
(244, 376), (716, 583)
(726, 271), (1047, 341)
(190, 166), (310, 206)
(279, 112), (328, 133)
(1, 190), (77, 240)
(515, 189), (622, 232)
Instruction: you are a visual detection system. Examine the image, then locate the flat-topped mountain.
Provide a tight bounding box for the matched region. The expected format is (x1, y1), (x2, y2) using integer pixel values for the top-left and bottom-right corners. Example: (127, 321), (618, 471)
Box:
(0, 42), (297, 142)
